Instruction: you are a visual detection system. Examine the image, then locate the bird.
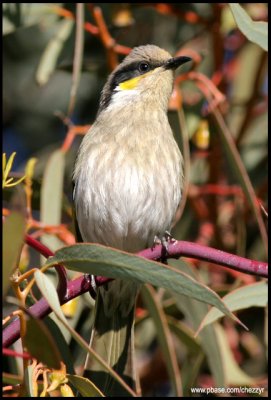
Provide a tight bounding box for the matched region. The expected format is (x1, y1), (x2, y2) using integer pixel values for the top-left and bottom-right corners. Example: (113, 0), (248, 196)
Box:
(73, 44), (191, 396)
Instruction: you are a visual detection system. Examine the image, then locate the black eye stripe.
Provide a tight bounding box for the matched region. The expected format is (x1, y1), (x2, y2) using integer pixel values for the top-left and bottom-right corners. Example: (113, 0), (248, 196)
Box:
(100, 60), (163, 113)
(111, 60), (162, 91)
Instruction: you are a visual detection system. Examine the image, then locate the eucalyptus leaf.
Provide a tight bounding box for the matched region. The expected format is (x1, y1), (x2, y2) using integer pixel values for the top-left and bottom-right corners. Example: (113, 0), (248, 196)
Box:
(44, 316), (75, 374)
(229, 4), (267, 51)
(34, 270), (136, 396)
(36, 19), (74, 85)
(215, 324), (255, 385)
(198, 281), (268, 333)
(24, 316), (62, 369)
(167, 316), (201, 354)
(170, 260), (225, 387)
(40, 149), (65, 256)
(34, 269), (67, 322)
(24, 363), (37, 397)
(67, 374), (105, 397)
(141, 284), (182, 396)
(45, 243), (243, 325)
(3, 212), (26, 296)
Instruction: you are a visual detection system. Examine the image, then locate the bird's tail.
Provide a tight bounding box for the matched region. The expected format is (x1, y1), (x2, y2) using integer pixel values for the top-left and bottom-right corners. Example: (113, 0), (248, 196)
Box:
(84, 289), (137, 396)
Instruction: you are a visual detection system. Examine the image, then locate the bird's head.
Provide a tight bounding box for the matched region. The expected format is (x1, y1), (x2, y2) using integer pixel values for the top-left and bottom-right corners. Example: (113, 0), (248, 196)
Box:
(99, 45), (191, 113)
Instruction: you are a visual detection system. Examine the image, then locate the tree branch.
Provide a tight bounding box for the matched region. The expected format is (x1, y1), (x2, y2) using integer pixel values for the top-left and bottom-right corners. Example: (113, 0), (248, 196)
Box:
(3, 235), (267, 348)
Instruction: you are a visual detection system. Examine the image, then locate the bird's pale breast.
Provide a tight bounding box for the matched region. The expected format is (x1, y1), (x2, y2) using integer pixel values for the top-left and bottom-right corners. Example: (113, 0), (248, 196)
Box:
(74, 115), (183, 253)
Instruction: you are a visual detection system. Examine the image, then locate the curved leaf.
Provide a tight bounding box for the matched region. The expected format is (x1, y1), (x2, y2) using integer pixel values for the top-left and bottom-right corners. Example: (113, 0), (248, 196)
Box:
(44, 316), (75, 374)
(24, 363), (37, 397)
(34, 270), (136, 397)
(41, 149), (65, 254)
(215, 324), (255, 385)
(34, 269), (67, 322)
(3, 212), (26, 296)
(67, 374), (104, 397)
(197, 281), (268, 333)
(36, 19), (74, 85)
(141, 284), (182, 396)
(24, 315), (62, 369)
(45, 243), (244, 325)
(167, 316), (201, 354)
(229, 4), (267, 51)
(170, 260), (225, 386)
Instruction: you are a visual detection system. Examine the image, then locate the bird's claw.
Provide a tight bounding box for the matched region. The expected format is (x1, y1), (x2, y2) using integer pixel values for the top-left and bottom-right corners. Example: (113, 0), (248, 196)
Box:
(152, 231), (177, 263)
(162, 230), (177, 250)
(85, 274), (97, 300)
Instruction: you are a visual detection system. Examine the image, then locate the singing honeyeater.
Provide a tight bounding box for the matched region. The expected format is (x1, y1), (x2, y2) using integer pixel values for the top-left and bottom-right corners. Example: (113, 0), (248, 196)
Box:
(73, 45), (190, 396)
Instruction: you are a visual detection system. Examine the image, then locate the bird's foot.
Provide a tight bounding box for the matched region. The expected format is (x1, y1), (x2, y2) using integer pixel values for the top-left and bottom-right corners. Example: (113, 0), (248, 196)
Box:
(85, 274), (97, 300)
(152, 230), (177, 263)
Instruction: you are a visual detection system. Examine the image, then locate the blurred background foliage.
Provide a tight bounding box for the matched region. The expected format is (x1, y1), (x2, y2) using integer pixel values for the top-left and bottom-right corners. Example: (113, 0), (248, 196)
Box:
(3, 3), (268, 397)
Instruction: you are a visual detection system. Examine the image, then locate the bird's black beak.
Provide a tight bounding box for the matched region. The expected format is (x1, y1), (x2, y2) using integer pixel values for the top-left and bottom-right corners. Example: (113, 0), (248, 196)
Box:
(164, 55), (192, 70)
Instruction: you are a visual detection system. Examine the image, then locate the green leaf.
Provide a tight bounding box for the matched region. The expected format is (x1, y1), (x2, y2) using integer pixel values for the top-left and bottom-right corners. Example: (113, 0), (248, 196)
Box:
(67, 4), (84, 116)
(67, 374), (105, 397)
(198, 281), (268, 333)
(3, 373), (23, 386)
(40, 149), (65, 254)
(24, 363), (37, 397)
(45, 243), (242, 324)
(3, 212), (26, 296)
(34, 270), (136, 397)
(34, 270), (67, 322)
(214, 324), (255, 385)
(170, 260), (225, 387)
(24, 315), (62, 369)
(141, 284), (182, 396)
(167, 316), (202, 354)
(182, 352), (205, 396)
(229, 4), (267, 51)
(43, 316), (76, 375)
(36, 19), (74, 85)
(3, 4), (60, 35)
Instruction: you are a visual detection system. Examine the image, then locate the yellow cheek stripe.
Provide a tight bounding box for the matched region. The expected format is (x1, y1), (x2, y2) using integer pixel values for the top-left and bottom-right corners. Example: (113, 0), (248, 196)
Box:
(118, 69), (158, 91)
(119, 76), (142, 90)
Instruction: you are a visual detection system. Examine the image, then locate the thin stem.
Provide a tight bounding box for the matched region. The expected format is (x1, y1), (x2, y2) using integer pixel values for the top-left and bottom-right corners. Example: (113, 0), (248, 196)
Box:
(25, 235), (68, 300)
(67, 3), (84, 117)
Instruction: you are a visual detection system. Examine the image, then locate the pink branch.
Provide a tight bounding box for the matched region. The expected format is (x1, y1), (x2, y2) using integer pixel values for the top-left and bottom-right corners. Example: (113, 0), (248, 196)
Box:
(138, 241), (268, 278)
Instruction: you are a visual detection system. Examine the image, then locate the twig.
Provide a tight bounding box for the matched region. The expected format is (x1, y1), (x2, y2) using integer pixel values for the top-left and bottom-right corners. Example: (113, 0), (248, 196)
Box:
(92, 6), (118, 70)
(67, 3), (84, 117)
(3, 348), (32, 360)
(25, 235), (68, 300)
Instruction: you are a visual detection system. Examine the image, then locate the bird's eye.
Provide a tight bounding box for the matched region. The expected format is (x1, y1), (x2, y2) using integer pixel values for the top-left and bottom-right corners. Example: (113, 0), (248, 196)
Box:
(138, 62), (150, 73)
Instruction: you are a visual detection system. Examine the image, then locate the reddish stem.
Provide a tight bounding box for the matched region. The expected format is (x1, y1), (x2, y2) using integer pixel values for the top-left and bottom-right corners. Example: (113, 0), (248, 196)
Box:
(3, 274), (92, 348)
(25, 234), (68, 300)
(138, 242), (268, 278)
(3, 347), (32, 360)
(25, 234), (54, 257)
